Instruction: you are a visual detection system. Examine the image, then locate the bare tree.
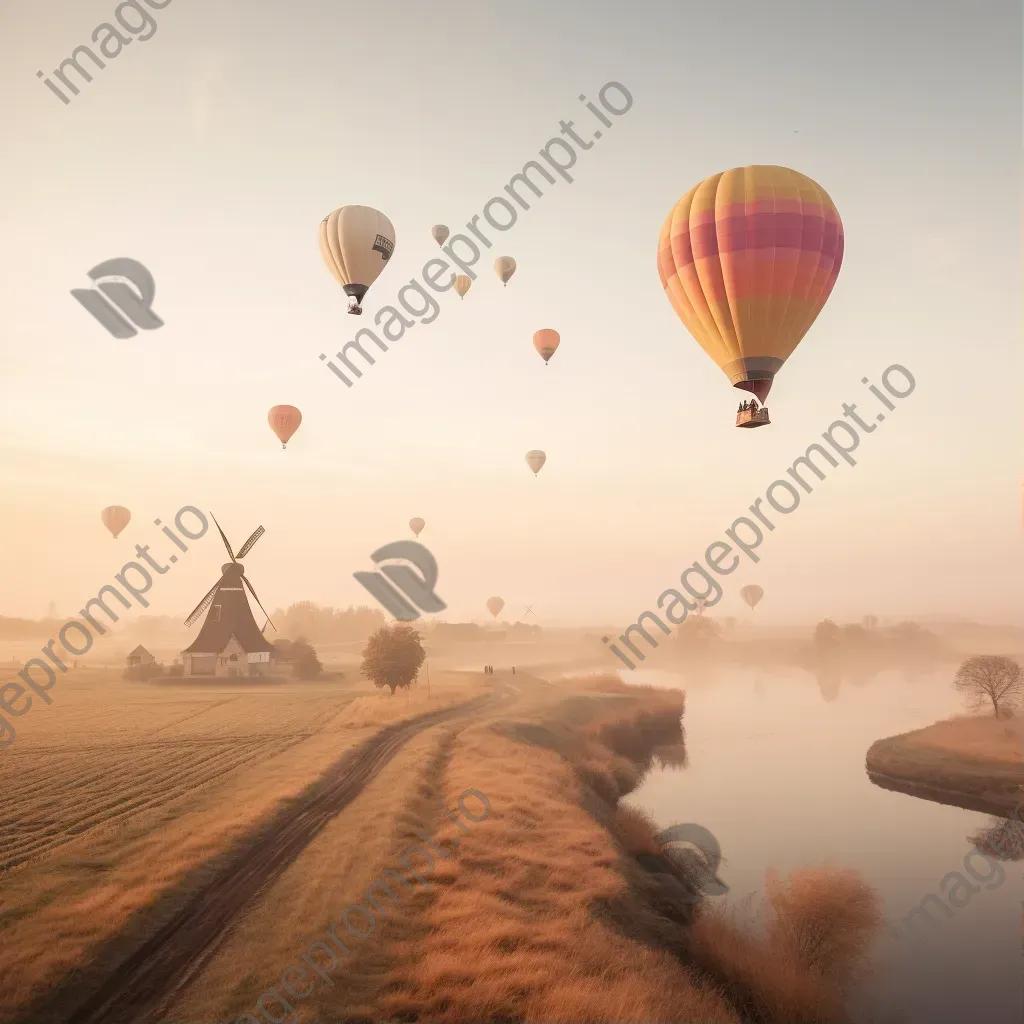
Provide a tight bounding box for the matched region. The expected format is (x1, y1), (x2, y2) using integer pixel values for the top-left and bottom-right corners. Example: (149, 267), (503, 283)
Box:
(952, 655), (1023, 718)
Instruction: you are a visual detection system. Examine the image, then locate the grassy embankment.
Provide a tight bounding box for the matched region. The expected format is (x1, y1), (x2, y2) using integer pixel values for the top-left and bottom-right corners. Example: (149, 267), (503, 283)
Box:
(867, 714), (1024, 818)
(170, 670), (881, 1024)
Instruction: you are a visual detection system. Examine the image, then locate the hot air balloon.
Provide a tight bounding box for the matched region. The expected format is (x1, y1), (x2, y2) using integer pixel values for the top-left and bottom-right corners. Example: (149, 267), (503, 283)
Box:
(432, 225), (450, 247)
(740, 585), (763, 610)
(658, 166), (844, 427)
(533, 329), (560, 365)
(454, 275), (472, 298)
(486, 597), (505, 618)
(268, 405), (302, 449)
(409, 517), (425, 537)
(526, 450), (546, 476)
(101, 505), (131, 539)
(318, 205), (396, 315)
(494, 257), (516, 286)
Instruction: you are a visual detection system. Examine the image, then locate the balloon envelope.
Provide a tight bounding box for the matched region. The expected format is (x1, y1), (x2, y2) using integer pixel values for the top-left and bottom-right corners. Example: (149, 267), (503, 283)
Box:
(454, 275), (472, 298)
(740, 585), (764, 610)
(526, 450), (546, 475)
(658, 165), (844, 406)
(101, 505), (131, 539)
(494, 257), (516, 285)
(318, 206), (395, 314)
(409, 517), (425, 537)
(486, 597), (505, 618)
(269, 405), (302, 448)
(533, 329), (560, 364)
(431, 224), (450, 247)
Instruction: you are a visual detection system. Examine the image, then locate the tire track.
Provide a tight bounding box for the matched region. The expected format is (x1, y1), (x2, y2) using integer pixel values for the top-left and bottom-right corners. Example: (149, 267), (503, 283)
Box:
(44, 688), (511, 1024)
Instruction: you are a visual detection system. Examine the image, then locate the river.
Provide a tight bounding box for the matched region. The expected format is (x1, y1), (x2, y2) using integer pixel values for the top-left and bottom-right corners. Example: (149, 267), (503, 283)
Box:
(622, 665), (1022, 1024)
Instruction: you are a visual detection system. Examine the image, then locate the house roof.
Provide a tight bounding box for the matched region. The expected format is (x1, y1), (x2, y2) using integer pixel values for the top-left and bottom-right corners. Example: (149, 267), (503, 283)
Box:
(128, 644), (153, 658)
(183, 563), (276, 655)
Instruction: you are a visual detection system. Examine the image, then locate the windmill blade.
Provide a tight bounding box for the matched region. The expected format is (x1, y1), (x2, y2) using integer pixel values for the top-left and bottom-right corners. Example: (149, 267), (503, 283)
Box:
(209, 513), (236, 562)
(185, 578), (222, 627)
(236, 525), (265, 560)
(242, 575), (275, 630)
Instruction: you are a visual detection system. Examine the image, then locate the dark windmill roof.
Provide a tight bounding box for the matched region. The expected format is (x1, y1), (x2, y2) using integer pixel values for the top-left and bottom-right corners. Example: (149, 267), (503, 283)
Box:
(183, 562), (276, 655)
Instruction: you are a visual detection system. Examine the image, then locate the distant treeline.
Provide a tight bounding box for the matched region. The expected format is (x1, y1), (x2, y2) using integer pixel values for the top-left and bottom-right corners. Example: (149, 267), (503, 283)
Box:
(267, 602), (387, 643)
(671, 617), (954, 669)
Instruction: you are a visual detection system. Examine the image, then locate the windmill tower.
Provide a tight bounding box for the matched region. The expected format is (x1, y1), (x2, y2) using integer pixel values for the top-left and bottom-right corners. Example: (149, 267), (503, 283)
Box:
(181, 515), (277, 678)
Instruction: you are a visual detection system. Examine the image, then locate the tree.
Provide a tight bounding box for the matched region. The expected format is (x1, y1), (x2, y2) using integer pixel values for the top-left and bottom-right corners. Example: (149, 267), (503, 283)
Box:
(814, 619), (841, 653)
(361, 623), (426, 695)
(291, 637), (322, 680)
(952, 656), (1023, 718)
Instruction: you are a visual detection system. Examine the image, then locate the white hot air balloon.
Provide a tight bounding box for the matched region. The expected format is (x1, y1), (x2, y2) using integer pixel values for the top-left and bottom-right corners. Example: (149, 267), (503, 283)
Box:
(494, 257), (516, 286)
(526, 450), (546, 476)
(432, 225), (450, 247)
(454, 275), (472, 298)
(409, 517), (425, 537)
(318, 205), (395, 315)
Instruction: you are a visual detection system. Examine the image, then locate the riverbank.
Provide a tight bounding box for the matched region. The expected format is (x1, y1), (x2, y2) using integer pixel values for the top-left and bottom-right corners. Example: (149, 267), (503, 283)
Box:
(866, 715), (1024, 818)
(309, 672), (880, 1024)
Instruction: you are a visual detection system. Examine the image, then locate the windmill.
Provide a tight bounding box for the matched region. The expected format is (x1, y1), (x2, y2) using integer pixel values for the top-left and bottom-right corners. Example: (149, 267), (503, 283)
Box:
(181, 515), (278, 678)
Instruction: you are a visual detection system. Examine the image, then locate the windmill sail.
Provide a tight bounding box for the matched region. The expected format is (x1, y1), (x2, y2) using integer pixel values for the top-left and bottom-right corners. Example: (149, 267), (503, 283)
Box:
(236, 526), (265, 560)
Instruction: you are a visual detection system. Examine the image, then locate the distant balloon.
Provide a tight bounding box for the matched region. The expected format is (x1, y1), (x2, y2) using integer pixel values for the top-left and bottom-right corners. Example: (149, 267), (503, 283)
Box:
(268, 405), (302, 449)
(409, 517), (425, 537)
(486, 597), (505, 618)
(740, 585), (764, 610)
(101, 506), (131, 539)
(533, 329), (560, 365)
(494, 257), (516, 286)
(526, 450), (546, 476)
(318, 205), (395, 315)
(431, 225), (450, 247)
(658, 165), (844, 420)
(454, 275), (472, 298)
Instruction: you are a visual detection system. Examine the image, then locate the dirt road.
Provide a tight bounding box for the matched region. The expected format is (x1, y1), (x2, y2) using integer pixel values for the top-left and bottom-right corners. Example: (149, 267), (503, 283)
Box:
(29, 686), (514, 1024)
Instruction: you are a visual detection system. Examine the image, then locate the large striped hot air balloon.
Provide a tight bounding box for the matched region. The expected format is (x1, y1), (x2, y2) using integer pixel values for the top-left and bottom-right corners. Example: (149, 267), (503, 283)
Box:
(658, 166), (844, 425)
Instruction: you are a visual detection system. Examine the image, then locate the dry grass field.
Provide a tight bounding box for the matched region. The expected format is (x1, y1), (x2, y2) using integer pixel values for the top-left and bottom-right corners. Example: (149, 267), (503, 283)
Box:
(0, 663), (480, 1021)
(899, 713), (1024, 763)
(163, 673), (879, 1024)
(1, 660), (880, 1024)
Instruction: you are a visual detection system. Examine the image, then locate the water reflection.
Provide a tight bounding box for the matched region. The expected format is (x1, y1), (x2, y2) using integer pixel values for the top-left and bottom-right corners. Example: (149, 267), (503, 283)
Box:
(969, 815), (1024, 861)
(621, 665), (1024, 1024)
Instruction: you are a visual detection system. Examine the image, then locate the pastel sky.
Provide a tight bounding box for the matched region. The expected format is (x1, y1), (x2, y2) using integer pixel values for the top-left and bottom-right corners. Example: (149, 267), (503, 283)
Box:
(0, 0), (1020, 629)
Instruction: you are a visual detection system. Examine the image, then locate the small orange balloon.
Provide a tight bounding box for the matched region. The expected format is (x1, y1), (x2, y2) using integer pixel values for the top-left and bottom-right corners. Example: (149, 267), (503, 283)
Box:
(100, 505), (131, 539)
(268, 405), (302, 449)
(533, 329), (560, 364)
